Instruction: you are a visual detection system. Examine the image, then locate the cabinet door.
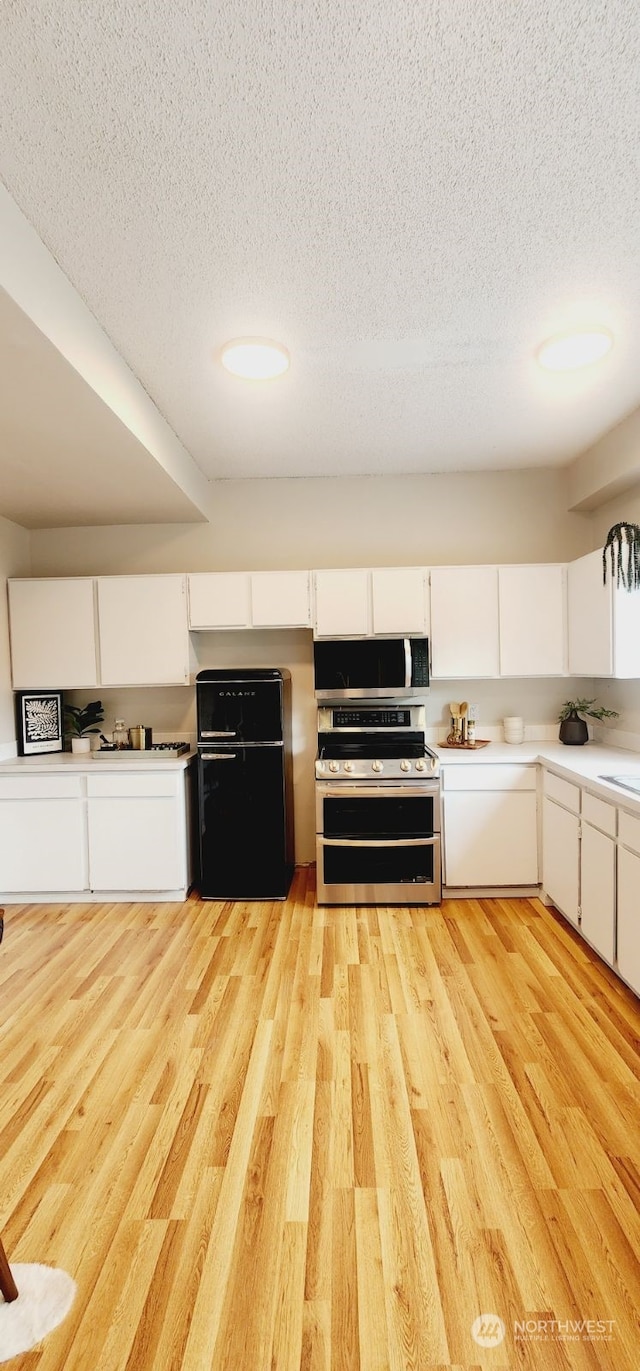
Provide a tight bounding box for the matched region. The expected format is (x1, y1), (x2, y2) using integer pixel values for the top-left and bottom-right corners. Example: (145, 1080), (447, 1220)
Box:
(580, 822), (615, 964)
(98, 576), (189, 685)
(430, 567), (499, 677)
(499, 565), (566, 675)
(0, 778), (86, 892)
(542, 796), (580, 926)
(567, 551), (613, 677)
(87, 777), (185, 891)
(9, 578), (98, 688)
(371, 568), (428, 636)
(188, 573), (251, 629)
(250, 571), (311, 627)
(314, 570), (370, 637)
(617, 844), (640, 995)
(444, 790), (538, 886)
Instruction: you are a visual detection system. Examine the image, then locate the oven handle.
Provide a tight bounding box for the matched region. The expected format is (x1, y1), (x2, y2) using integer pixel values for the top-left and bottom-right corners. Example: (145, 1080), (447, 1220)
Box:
(320, 836), (439, 848)
(200, 752), (238, 760)
(317, 784), (440, 799)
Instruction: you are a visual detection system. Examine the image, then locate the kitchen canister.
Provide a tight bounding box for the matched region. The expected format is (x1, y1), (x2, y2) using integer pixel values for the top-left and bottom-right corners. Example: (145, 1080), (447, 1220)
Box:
(503, 716), (524, 744)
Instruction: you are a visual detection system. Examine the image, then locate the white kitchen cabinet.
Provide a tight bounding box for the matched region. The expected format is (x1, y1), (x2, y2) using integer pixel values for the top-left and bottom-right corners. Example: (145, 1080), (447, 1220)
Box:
(0, 775), (86, 892)
(580, 815), (616, 965)
(313, 567), (429, 638)
(87, 771), (188, 891)
(443, 764), (538, 886)
(370, 568), (428, 635)
(250, 571), (311, 627)
(429, 567), (500, 677)
(8, 578), (98, 688)
(314, 569), (370, 637)
(188, 572), (251, 629)
(498, 565), (566, 676)
(541, 771), (581, 927)
(567, 548), (640, 677)
(97, 576), (190, 685)
(617, 843), (640, 996)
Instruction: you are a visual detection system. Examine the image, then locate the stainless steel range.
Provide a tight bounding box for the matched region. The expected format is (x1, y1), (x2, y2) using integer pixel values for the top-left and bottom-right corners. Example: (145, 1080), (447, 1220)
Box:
(315, 703), (441, 905)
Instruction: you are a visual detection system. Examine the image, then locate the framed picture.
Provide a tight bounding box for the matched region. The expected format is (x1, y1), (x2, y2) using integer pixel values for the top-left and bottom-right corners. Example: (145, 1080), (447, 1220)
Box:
(16, 691), (64, 755)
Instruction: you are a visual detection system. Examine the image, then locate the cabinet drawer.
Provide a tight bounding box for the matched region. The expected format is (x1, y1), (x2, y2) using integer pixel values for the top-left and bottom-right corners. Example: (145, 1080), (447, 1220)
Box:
(87, 772), (180, 799)
(582, 791), (616, 836)
(618, 808), (640, 857)
(543, 771), (580, 813)
(443, 764), (536, 792)
(0, 774), (82, 800)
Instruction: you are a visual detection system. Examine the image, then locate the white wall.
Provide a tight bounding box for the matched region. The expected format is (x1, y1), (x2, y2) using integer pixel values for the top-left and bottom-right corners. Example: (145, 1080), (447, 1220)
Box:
(0, 514), (31, 754)
(29, 468), (592, 575)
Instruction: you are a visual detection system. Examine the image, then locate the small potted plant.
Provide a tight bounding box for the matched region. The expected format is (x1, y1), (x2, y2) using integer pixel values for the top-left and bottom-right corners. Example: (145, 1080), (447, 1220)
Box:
(63, 700), (105, 753)
(558, 697), (618, 746)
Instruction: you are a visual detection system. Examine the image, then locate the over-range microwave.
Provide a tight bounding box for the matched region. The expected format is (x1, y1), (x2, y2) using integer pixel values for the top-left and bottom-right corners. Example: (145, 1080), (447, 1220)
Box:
(313, 636), (429, 700)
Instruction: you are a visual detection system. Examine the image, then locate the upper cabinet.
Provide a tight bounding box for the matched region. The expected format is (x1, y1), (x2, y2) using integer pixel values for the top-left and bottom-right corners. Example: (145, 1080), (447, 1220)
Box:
(430, 567), (500, 677)
(188, 573), (251, 629)
(97, 576), (190, 686)
(314, 569), (370, 637)
(568, 548), (640, 677)
(313, 567), (428, 638)
(250, 572), (311, 628)
(498, 564), (566, 675)
(188, 571), (311, 629)
(371, 568), (429, 636)
(8, 578), (99, 688)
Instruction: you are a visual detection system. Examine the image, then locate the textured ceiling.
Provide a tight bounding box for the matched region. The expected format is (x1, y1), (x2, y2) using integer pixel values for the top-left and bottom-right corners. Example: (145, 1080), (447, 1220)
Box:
(1, 0), (640, 485)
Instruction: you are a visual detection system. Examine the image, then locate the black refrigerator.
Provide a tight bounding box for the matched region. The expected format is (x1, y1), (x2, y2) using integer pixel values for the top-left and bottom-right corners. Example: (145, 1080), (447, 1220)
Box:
(196, 668), (294, 899)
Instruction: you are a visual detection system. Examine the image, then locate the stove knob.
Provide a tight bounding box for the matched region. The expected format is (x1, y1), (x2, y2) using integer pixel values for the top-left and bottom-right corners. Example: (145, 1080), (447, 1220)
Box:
(371, 760), (383, 773)
(316, 760), (325, 774)
(430, 757), (438, 773)
(415, 759), (426, 772)
(400, 759), (411, 772)
(344, 761), (354, 773)
(329, 760), (340, 773)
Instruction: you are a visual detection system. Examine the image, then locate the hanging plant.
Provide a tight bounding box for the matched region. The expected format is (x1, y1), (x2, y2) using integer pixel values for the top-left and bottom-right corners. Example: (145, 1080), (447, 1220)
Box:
(602, 522), (640, 590)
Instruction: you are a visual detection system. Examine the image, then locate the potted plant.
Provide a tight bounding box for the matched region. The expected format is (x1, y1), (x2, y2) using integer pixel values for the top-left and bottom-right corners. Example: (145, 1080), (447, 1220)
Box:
(558, 697), (618, 746)
(63, 700), (105, 754)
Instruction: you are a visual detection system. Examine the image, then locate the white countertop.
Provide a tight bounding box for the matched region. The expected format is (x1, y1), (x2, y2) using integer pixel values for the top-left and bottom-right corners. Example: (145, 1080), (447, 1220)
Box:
(433, 740), (640, 812)
(0, 749), (196, 773)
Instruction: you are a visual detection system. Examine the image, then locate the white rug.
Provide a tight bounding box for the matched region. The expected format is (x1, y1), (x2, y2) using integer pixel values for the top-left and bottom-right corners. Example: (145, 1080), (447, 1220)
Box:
(0, 1264), (76, 1362)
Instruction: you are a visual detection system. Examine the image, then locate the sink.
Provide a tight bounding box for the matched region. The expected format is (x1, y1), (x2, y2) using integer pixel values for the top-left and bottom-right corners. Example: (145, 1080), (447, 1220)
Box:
(599, 775), (640, 796)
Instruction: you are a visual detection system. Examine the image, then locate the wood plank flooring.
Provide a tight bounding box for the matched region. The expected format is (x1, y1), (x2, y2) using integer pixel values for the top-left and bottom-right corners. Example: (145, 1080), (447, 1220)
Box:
(0, 870), (639, 1370)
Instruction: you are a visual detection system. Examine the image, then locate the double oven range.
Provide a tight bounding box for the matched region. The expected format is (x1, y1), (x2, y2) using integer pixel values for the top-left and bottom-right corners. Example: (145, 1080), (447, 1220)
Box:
(315, 701), (441, 905)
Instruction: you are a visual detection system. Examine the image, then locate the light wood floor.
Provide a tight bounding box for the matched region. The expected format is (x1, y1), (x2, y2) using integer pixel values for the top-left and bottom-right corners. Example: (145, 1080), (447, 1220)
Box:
(1, 870), (639, 1370)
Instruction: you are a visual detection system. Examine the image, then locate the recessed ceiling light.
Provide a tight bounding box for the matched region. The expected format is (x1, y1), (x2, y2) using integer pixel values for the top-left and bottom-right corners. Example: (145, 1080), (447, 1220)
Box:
(220, 338), (290, 379)
(536, 328), (613, 372)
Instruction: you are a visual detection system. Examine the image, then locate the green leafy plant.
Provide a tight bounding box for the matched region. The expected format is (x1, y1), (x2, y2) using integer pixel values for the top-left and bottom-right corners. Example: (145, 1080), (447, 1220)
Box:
(558, 697), (619, 723)
(63, 699), (104, 737)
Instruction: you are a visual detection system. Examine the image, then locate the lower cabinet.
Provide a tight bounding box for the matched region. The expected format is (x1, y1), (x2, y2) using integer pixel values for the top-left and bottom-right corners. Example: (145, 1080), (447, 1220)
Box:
(87, 772), (188, 891)
(0, 775), (86, 892)
(0, 766), (191, 899)
(580, 821), (616, 963)
(541, 773), (581, 927)
(443, 764), (538, 886)
(579, 793), (616, 964)
(617, 812), (640, 996)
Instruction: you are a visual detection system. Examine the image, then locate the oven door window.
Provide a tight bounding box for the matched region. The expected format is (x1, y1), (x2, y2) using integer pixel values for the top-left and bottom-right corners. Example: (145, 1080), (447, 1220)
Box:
(322, 793), (435, 839)
(322, 839), (436, 886)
